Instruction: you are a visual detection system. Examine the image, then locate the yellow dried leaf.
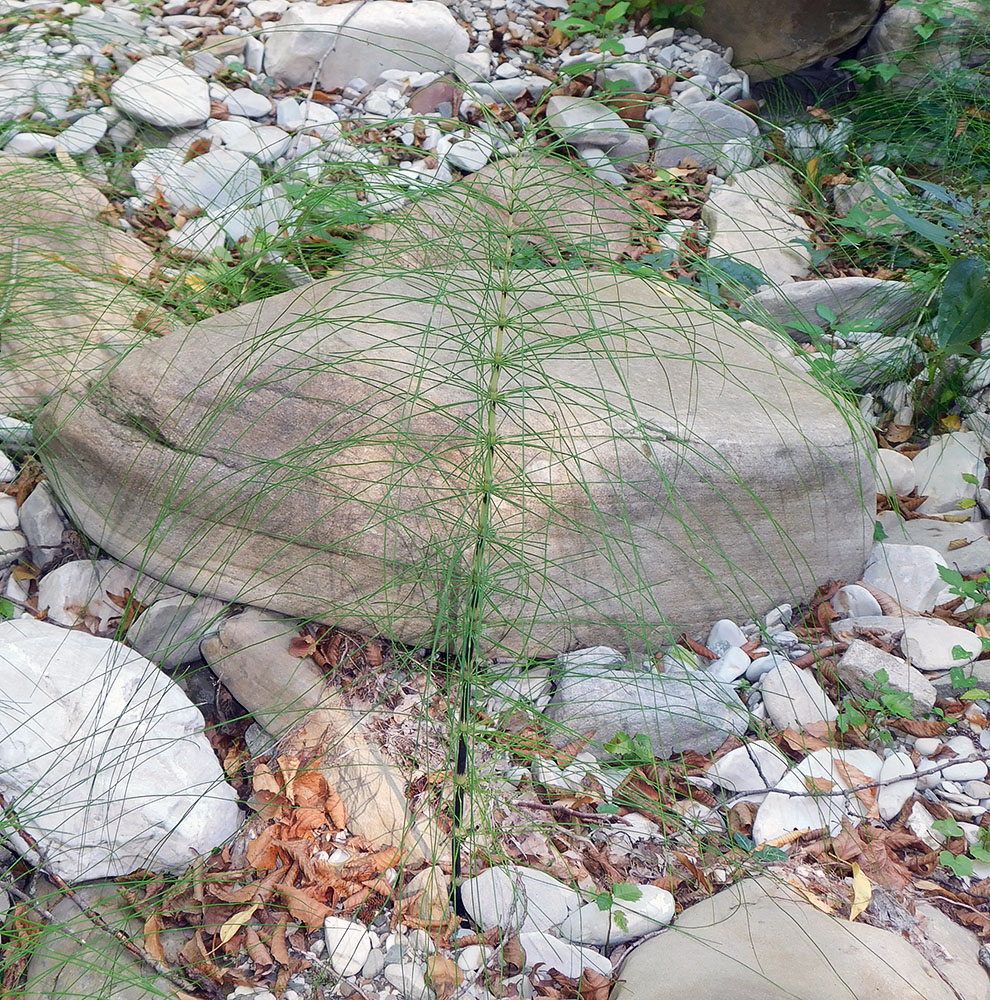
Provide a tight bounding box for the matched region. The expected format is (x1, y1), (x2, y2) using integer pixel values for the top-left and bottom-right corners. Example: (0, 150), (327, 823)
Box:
(849, 862), (871, 922)
(219, 903), (259, 945)
(788, 880), (834, 915)
(948, 538), (973, 551)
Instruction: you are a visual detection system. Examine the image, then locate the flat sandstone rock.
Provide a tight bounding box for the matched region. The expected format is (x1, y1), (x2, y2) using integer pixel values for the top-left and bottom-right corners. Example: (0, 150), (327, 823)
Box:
(38, 266), (872, 655)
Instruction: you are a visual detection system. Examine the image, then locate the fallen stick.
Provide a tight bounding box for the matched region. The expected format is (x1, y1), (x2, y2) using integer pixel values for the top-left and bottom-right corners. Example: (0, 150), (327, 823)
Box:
(0, 791), (223, 1000)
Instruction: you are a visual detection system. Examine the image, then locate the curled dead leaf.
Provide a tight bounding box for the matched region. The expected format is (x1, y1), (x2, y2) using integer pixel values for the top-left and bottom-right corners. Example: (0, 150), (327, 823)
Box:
(426, 954), (463, 999)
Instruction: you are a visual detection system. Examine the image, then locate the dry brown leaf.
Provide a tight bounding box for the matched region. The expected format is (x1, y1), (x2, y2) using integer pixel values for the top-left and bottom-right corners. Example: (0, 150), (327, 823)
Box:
(291, 770), (329, 809)
(246, 824), (283, 871)
(779, 727), (831, 753)
(887, 718), (949, 738)
(278, 882), (332, 929)
(501, 933), (525, 975)
(269, 913), (291, 965)
(426, 955), (463, 999)
(579, 969), (613, 1000)
(727, 800), (758, 838)
(244, 925), (273, 970)
(143, 913), (166, 963)
(834, 761), (879, 818)
(325, 788), (347, 830)
(289, 807), (328, 835)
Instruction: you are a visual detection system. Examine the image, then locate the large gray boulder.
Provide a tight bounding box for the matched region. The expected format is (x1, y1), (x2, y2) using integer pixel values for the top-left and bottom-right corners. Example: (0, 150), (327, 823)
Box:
(38, 265), (872, 656)
(697, 0), (882, 81)
(0, 155), (169, 411)
(612, 877), (967, 1000)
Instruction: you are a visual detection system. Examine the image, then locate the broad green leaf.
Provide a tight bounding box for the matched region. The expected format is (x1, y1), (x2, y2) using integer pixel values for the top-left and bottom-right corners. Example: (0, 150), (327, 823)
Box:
(603, 2), (629, 22)
(611, 882), (643, 902)
(952, 644), (975, 660)
(815, 304), (838, 324)
(874, 521), (888, 543)
(960, 688), (990, 700)
(934, 817), (965, 838)
(940, 851), (974, 877)
(593, 892), (613, 912)
(0, 598), (15, 620)
(962, 473), (980, 484)
(938, 564), (965, 587)
(936, 257), (990, 355)
(971, 845), (990, 862)
(867, 184), (957, 247)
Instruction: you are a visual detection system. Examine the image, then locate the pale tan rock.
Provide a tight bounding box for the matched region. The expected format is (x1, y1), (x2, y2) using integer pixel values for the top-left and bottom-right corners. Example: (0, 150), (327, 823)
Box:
(349, 156), (641, 270)
(201, 609), (440, 862)
(613, 877), (958, 1000)
(0, 155), (170, 410)
(38, 263), (872, 656)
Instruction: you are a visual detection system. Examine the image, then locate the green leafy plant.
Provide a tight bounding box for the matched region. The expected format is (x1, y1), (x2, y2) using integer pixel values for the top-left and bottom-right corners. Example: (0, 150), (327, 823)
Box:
(603, 730), (657, 769)
(590, 881), (643, 935)
(935, 817), (990, 877)
(836, 669), (916, 742)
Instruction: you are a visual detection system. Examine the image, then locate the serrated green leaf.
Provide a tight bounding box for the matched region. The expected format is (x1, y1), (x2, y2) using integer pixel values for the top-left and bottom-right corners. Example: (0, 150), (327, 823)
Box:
(593, 892), (612, 912)
(611, 882), (643, 902)
(612, 909), (629, 932)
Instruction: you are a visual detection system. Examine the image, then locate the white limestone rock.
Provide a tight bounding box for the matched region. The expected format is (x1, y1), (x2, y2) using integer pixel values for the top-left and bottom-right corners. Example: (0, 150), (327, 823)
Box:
(877, 751), (916, 821)
(760, 662), (838, 731)
(545, 96), (630, 149)
(111, 56), (210, 128)
(706, 618), (747, 656)
(557, 884), (674, 946)
(324, 916), (373, 977)
(752, 768), (848, 844)
(876, 448), (917, 497)
(55, 114), (107, 155)
(901, 618), (983, 671)
(265, 1), (469, 91)
(127, 593), (229, 669)
(701, 164), (813, 286)
(832, 584), (883, 619)
(912, 431), (984, 519)
(835, 639), (936, 714)
(704, 740), (790, 799)
(0, 617), (240, 882)
(862, 542), (948, 612)
(518, 930), (612, 978)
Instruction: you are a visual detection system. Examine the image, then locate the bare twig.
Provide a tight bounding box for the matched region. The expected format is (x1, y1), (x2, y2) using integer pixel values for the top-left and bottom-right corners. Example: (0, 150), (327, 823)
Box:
(722, 753), (989, 803)
(0, 791), (223, 1000)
